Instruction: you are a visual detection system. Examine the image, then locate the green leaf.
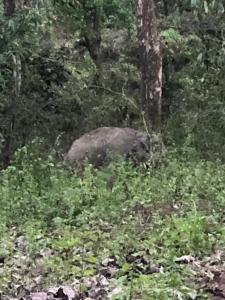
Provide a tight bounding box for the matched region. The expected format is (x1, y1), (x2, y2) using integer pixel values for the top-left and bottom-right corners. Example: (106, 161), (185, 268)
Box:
(86, 255), (98, 264)
(83, 267), (95, 276)
(121, 262), (131, 271)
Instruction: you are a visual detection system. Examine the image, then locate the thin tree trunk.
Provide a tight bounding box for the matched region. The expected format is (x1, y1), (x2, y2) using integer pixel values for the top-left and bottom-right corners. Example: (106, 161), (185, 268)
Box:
(84, 31), (102, 83)
(82, 1), (102, 83)
(3, 0), (15, 16)
(137, 0), (162, 131)
(12, 54), (22, 97)
(1, 0), (22, 168)
(163, 0), (169, 16)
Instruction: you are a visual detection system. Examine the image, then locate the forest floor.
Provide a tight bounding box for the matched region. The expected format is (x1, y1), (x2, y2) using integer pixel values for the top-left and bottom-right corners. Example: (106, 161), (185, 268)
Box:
(1, 153), (225, 299)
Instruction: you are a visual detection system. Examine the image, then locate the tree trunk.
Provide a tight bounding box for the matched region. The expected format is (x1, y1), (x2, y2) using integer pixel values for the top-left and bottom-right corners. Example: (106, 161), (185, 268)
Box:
(84, 30), (102, 83)
(1, 0), (22, 168)
(163, 0), (169, 16)
(82, 2), (102, 83)
(137, 0), (162, 131)
(3, 0), (16, 16)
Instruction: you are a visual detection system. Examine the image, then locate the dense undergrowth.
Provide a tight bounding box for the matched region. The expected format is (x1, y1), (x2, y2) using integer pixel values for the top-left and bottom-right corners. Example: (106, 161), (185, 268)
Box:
(1, 145), (225, 299)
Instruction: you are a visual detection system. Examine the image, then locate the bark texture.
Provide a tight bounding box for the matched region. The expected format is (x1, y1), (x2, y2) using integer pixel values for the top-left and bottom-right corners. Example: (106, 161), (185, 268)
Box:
(3, 0), (16, 16)
(82, 2), (102, 83)
(137, 0), (162, 131)
(1, 0), (22, 168)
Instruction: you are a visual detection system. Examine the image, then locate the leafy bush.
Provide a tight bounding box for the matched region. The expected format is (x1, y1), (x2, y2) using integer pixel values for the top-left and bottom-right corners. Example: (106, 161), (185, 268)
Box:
(1, 145), (225, 297)
(1, 144), (225, 228)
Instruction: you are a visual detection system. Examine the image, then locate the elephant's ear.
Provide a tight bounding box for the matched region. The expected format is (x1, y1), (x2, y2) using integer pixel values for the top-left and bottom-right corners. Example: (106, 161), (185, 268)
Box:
(138, 133), (151, 152)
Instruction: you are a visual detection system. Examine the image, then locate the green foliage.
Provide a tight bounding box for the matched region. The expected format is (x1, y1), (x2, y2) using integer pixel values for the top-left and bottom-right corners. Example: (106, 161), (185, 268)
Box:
(1, 147), (225, 297)
(161, 0), (225, 160)
(1, 144), (225, 227)
(1, 0), (225, 297)
(0, 2), (51, 76)
(190, 0), (224, 13)
(54, 0), (135, 32)
(0, 0), (224, 165)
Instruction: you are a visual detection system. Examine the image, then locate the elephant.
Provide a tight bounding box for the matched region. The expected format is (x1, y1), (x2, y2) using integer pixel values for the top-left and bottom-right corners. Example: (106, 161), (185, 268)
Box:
(64, 127), (153, 169)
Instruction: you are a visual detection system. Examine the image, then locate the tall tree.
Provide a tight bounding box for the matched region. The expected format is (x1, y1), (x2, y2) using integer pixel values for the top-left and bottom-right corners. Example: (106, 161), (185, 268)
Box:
(81, 1), (102, 83)
(2, 0), (18, 167)
(137, 0), (162, 131)
(1, 0), (38, 167)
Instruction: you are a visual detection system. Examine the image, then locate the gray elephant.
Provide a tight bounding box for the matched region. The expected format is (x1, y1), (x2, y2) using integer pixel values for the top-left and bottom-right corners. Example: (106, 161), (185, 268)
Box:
(64, 127), (154, 169)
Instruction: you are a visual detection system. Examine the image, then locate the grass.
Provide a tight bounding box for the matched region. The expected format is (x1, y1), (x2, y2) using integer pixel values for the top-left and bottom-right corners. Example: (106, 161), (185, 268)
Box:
(0, 145), (225, 298)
